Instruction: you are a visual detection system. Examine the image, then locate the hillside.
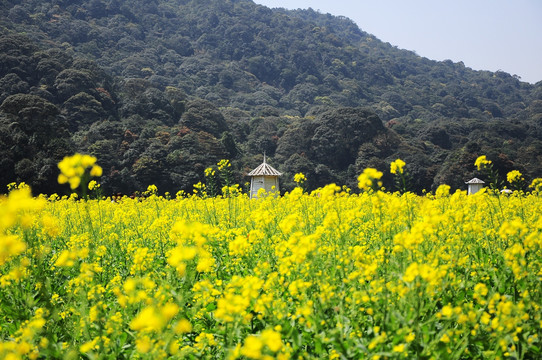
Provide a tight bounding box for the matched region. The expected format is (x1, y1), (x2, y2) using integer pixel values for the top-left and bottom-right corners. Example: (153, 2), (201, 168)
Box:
(1, 0), (542, 194)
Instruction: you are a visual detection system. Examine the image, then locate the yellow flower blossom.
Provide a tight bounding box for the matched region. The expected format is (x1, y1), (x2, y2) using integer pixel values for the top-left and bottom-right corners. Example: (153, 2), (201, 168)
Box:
(241, 335), (263, 359)
(390, 159), (406, 175)
(435, 184), (451, 198)
(357, 168), (383, 191)
(294, 173), (306, 183)
(57, 153), (102, 190)
(0, 235), (26, 267)
(440, 333), (451, 343)
(135, 336), (152, 353)
(507, 170), (523, 184)
(174, 319), (192, 334)
(261, 329), (283, 352)
(217, 159), (231, 171)
(529, 177), (542, 192)
(474, 155), (491, 170)
(130, 306), (166, 332)
(3, 156), (542, 359)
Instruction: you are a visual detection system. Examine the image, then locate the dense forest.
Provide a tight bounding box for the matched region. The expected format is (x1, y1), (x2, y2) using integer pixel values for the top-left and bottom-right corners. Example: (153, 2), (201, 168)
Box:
(1, 0), (541, 195)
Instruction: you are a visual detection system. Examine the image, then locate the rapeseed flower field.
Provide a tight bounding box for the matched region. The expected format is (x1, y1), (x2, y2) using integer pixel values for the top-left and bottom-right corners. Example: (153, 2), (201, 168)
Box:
(0, 155), (541, 359)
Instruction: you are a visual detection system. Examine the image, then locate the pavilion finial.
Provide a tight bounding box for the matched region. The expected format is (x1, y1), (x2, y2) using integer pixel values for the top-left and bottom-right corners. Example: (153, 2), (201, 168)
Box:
(263, 151), (267, 164)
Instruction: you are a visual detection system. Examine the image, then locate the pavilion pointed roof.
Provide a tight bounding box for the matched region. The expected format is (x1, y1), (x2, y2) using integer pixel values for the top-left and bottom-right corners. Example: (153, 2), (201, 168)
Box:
(465, 177), (485, 184)
(247, 155), (282, 176)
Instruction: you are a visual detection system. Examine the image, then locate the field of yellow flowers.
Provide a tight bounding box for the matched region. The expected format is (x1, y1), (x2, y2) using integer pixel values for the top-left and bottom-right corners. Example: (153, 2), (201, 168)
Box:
(1, 158), (542, 359)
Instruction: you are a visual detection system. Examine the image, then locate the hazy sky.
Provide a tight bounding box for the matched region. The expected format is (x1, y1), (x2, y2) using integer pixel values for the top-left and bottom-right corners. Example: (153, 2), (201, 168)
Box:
(253, 0), (542, 84)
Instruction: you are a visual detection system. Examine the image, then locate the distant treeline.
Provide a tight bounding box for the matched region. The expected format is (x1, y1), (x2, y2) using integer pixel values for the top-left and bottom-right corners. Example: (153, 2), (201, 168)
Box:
(1, 0), (541, 194)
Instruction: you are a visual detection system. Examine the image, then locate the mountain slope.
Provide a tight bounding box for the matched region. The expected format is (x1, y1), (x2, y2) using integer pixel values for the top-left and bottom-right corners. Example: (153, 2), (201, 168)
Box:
(1, 0), (541, 194)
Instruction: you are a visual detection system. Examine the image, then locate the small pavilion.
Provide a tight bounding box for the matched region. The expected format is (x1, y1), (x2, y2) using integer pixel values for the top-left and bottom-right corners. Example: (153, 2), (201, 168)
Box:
(247, 155), (282, 198)
(465, 177), (485, 195)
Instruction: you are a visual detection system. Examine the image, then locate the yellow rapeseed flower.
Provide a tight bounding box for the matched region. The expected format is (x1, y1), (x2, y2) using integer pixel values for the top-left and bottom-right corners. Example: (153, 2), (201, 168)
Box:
(441, 305), (453, 318)
(440, 333), (451, 343)
(507, 170), (523, 184)
(217, 159), (231, 171)
(174, 319), (192, 334)
(294, 173), (306, 183)
(474, 155), (491, 171)
(0, 235), (26, 266)
(6, 156), (542, 359)
(88, 180), (99, 191)
(241, 335), (263, 359)
(390, 159), (406, 175)
(80, 340), (96, 353)
(57, 153), (102, 190)
(261, 329), (283, 352)
(529, 178), (542, 192)
(89, 165), (103, 177)
(204, 167), (215, 177)
(435, 184), (451, 198)
(161, 303), (179, 321)
(135, 336), (152, 353)
(357, 168), (383, 191)
(403, 262), (419, 283)
(130, 306), (166, 332)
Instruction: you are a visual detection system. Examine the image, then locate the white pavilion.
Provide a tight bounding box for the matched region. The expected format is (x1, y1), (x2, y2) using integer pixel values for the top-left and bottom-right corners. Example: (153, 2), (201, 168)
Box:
(465, 177), (485, 195)
(247, 156), (282, 198)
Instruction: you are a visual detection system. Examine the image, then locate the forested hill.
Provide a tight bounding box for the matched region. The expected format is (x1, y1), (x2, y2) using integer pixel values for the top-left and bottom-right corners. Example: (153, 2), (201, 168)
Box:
(1, 0), (542, 195)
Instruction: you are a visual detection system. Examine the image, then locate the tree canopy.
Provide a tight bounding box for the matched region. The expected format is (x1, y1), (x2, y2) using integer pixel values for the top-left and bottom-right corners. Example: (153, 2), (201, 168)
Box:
(0, 0), (541, 194)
